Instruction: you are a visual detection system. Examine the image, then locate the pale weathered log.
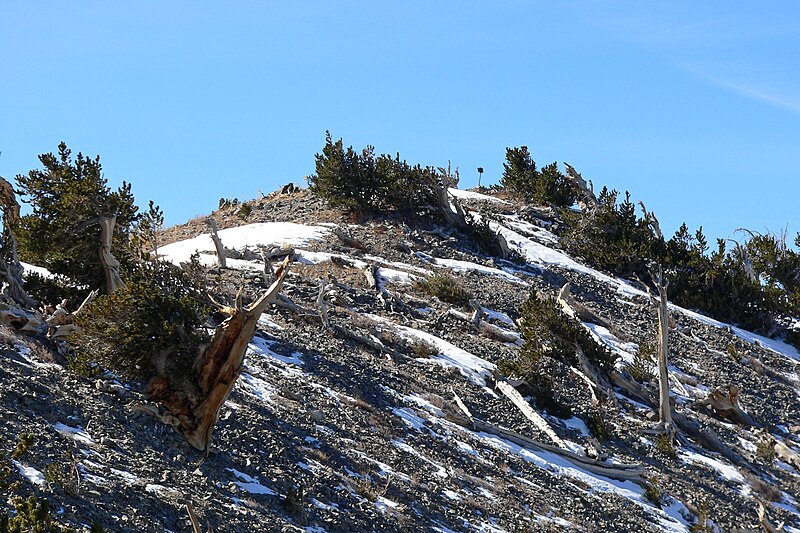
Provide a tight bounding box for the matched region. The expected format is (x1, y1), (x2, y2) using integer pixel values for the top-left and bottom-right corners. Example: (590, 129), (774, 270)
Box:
(332, 226), (363, 249)
(98, 216), (124, 294)
(435, 170), (468, 230)
(757, 430), (800, 471)
(758, 501), (784, 533)
(149, 257), (291, 451)
(693, 385), (759, 427)
(611, 370), (753, 470)
(206, 218), (226, 269)
(563, 163), (598, 212)
(448, 391), (645, 483)
(496, 380), (567, 449)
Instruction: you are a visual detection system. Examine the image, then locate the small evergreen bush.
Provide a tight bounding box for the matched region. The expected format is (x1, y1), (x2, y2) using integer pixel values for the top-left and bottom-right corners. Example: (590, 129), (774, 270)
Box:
(69, 261), (208, 382)
(415, 273), (471, 307)
(501, 146), (575, 207)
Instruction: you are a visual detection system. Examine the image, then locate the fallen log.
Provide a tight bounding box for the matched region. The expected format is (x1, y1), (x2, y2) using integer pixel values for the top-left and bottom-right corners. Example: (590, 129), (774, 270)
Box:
(693, 384), (760, 427)
(448, 391), (645, 483)
(496, 380), (567, 449)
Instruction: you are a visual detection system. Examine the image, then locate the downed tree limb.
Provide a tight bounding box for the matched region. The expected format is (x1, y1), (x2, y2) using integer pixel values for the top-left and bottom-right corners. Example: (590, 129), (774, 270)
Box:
(496, 380), (567, 449)
(757, 429), (800, 471)
(149, 257), (292, 451)
(447, 391), (645, 483)
(206, 217), (226, 269)
(317, 279), (410, 362)
(332, 226), (363, 249)
(610, 371), (755, 471)
(693, 384), (760, 427)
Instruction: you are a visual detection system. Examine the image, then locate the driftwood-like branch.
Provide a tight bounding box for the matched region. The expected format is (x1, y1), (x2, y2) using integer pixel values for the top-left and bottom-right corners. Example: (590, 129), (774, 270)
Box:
(758, 501), (785, 533)
(757, 430), (800, 471)
(611, 371), (753, 471)
(563, 163), (598, 212)
(447, 391), (645, 483)
(496, 381), (567, 449)
(149, 257), (292, 451)
(98, 216), (124, 294)
(649, 264), (675, 437)
(693, 385), (759, 427)
(206, 218), (226, 269)
(435, 170), (468, 230)
(638, 202), (663, 241)
(332, 226), (363, 249)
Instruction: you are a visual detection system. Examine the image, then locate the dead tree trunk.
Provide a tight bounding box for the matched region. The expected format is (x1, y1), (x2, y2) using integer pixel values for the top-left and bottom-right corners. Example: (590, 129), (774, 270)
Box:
(563, 163), (598, 212)
(651, 264), (676, 437)
(150, 257), (291, 451)
(435, 169), (468, 230)
(0, 177), (36, 308)
(206, 218), (227, 268)
(98, 216), (124, 294)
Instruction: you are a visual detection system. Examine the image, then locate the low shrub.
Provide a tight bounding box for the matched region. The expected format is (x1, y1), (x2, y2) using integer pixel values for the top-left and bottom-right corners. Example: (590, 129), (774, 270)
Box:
(415, 273), (471, 308)
(69, 261), (208, 383)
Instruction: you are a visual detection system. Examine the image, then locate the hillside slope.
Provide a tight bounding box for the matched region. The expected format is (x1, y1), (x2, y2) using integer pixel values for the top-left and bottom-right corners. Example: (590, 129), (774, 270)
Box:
(2, 187), (800, 532)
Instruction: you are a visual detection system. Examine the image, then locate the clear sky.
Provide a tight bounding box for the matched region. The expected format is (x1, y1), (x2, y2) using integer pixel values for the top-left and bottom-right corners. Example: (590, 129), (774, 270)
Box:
(1, 1), (798, 245)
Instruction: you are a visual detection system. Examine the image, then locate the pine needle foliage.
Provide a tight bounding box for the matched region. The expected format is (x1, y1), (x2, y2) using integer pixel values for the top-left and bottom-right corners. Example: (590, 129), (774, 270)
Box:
(501, 146), (575, 207)
(14, 142), (139, 296)
(69, 261), (208, 382)
(517, 290), (615, 373)
(307, 132), (443, 217)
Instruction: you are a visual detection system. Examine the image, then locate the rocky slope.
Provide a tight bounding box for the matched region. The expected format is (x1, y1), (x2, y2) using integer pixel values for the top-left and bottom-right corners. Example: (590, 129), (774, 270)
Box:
(2, 187), (800, 532)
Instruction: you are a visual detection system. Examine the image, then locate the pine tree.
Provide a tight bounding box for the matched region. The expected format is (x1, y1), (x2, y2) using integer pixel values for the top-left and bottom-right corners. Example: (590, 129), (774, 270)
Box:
(14, 142), (139, 296)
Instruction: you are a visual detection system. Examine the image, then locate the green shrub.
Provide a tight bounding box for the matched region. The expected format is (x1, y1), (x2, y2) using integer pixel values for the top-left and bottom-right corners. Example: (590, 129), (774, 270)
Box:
(626, 341), (656, 383)
(415, 273), (471, 307)
(517, 289), (615, 373)
(500, 146), (575, 207)
(237, 203), (253, 220)
(14, 142), (140, 295)
(586, 406), (613, 440)
(307, 132), (444, 218)
(69, 261), (208, 383)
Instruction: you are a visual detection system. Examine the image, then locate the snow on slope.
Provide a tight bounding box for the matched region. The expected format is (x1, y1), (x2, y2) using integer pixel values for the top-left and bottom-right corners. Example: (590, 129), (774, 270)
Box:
(159, 222), (330, 265)
(448, 188), (509, 204)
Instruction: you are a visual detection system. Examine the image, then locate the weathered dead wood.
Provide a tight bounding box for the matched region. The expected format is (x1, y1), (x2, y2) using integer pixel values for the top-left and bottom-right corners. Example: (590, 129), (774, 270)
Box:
(0, 177), (36, 308)
(557, 283), (612, 330)
(448, 391), (646, 483)
(611, 371), (754, 471)
(757, 430), (800, 471)
(758, 501), (785, 533)
(98, 216), (124, 294)
(435, 169), (468, 230)
(649, 264), (676, 437)
(206, 218), (226, 269)
(563, 163), (598, 212)
(185, 502), (202, 533)
(693, 384), (759, 427)
(332, 226), (363, 249)
(317, 279), (409, 362)
(448, 307), (520, 344)
(496, 380), (567, 449)
(149, 257), (291, 451)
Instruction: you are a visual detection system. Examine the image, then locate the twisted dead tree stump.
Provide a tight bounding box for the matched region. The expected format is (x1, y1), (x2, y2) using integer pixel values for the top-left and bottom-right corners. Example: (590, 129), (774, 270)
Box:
(149, 256), (292, 451)
(0, 177), (36, 308)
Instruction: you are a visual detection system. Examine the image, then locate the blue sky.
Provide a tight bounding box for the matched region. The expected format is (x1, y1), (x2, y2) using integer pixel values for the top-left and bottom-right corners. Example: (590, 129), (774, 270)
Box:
(1, 1), (798, 245)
